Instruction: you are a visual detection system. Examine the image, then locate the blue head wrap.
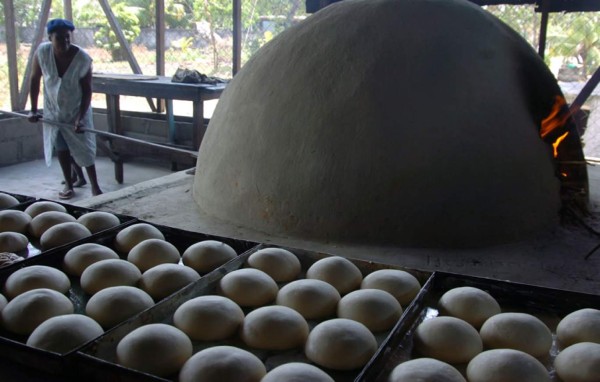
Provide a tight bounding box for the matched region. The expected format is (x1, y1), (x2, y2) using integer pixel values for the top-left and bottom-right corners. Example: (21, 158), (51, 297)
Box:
(47, 18), (75, 34)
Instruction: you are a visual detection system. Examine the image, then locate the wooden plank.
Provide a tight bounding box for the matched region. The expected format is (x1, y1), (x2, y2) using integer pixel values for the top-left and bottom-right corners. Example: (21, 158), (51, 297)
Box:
(156, 0), (166, 113)
(17, 0), (52, 110)
(3, 0), (19, 110)
(537, 0), (549, 58)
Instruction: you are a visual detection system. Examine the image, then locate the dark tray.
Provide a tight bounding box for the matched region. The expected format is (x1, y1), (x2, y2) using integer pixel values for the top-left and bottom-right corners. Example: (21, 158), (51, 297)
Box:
(0, 191), (36, 210)
(0, 221), (259, 378)
(356, 271), (600, 382)
(74, 245), (432, 382)
(3, 199), (137, 260)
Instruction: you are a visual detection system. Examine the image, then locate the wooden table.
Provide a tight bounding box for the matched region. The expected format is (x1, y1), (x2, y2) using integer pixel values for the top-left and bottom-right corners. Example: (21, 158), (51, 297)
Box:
(92, 73), (227, 183)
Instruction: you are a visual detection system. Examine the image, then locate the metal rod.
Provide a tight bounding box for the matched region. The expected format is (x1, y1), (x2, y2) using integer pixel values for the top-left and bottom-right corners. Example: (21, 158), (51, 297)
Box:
(0, 109), (198, 158)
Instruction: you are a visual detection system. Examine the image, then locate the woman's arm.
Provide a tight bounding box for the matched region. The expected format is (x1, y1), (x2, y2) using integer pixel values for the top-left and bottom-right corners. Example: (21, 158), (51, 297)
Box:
(75, 66), (93, 131)
(28, 55), (43, 122)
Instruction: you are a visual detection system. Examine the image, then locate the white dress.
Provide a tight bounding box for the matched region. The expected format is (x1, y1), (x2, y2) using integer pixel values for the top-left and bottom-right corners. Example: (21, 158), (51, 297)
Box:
(36, 42), (96, 167)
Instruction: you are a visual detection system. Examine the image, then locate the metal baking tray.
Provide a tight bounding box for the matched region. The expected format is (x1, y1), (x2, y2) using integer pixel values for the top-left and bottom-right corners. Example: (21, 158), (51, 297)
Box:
(74, 245), (432, 382)
(0, 222), (259, 378)
(2, 199), (137, 260)
(355, 271), (600, 382)
(0, 191), (36, 210)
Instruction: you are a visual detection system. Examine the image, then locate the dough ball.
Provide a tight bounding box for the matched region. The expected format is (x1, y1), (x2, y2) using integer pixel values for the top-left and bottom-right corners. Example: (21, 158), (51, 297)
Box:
(0, 252), (23, 267)
(173, 295), (244, 341)
(62, 243), (120, 277)
(29, 211), (77, 238)
(178, 346), (266, 382)
(117, 323), (192, 377)
(0, 193), (20, 209)
(306, 256), (362, 295)
(26, 314), (103, 354)
(240, 305), (309, 350)
(24, 201), (67, 218)
(182, 240), (237, 274)
(0, 231), (28, 253)
(262, 362), (334, 382)
(139, 264), (200, 301)
(86, 286), (155, 329)
(0, 209), (31, 234)
(218, 268), (278, 307)
(466, 349), (550, 382)
(4, 265), (71, 298)
(388, 358), (467, 382)
(127, 238), (180, 272)
(276, 279), (340, 320)
(0, 293), (7, 312)
(305, 318), (377, 370)
(361, 269), (421, 306)
(479, 312), (552, 357)
(40, 222), (92, 250)
(80, 259), (142, 295)
(554, 342), (600, 382)
(114, 223), (165, 253)
(77, 211), (121, 233)
(437, 286), (501, 329)
(556, 308), (600, 347)
(247, 247), (301, 282)
(337, 289), (402, 332)
(414, 316), (483, 364)
(1, 288), (73, 335)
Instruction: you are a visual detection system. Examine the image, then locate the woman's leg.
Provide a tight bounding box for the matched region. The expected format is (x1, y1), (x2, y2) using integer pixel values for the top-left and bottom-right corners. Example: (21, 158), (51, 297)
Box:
(71, 157), (87, 187)
(57, 149), (75, 198)
(85, 165), (103, 196)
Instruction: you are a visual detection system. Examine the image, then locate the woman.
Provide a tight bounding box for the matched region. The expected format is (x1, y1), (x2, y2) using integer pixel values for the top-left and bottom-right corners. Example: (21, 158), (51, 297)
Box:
(28, 18), (102, 199)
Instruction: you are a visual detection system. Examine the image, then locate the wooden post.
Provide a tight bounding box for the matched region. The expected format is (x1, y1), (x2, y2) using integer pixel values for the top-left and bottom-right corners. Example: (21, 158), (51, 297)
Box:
(537, 0), (549, 59)
(156, 0), (166, 113)
(232, 0), (242, 75)
(3, 0), (19, 110)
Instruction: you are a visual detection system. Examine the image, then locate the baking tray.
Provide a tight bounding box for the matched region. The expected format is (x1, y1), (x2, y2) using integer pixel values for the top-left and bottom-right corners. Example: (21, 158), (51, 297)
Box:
(2, 199), (137, 260)
(0, 191), (36, 210)
(74, 245), (432, 382)
(355, 271), (600, 382)
(0, 222), (259, 378)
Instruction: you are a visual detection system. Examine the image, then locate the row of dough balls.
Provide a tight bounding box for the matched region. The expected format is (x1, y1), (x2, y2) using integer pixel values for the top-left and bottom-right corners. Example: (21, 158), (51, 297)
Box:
(390, 286), (600, 382)
(0, 201), (123, 252)
(0, 193), (21, 209)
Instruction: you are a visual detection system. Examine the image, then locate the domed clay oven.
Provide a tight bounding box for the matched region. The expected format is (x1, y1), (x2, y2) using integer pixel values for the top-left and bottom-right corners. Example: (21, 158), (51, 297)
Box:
(193, 0), (586, 248)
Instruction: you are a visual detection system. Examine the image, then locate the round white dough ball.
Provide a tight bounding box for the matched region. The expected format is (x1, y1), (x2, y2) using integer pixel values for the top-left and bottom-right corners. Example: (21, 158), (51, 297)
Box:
(0, 231), (29, 253)
(62, 243), (120, 277)
(1, 288), (73, 335)
(178, 346), (266, 382)
(24, 201), (67, 218)
(554, 342), (600, 382)
(127, 238), (180, 272)
(437, 286), (501, 329)
(414, 316), (483, 364)
(467, 349), (550, 382)
(139, 264), (200, 301)
(262, 363), (334, 382)
(114, 223), (165, 253)
(86, 286), (155, 329)
(0, 193), (19, 209)
(0, 209), (31, 234)
(40, 222), (92, 250)
(306, 256), (362, 295)
(305, 318), (377, 370)
(276, 279), (340, 320)
(557, 308), (600, 347)
(4, 265), (71, 298)
(0, 293), (7, 312)
(479, 312), (552, 357)
(218, 268), (278, 307)
(337, 289), (402, 332)
(80, 259), (142, 295)
(247, 247), (301, 282)
(240, 305), (309, 350)
(173, 295), (244, 341)
(182, 240), (237, 274)
(361, 269), (421, 306)
(77, 211), (121, 233)
(26, 314), (103, 354)
(389, 358), (467, 382)
(117, 323), (192, 377)
(29, 211), (77, 238)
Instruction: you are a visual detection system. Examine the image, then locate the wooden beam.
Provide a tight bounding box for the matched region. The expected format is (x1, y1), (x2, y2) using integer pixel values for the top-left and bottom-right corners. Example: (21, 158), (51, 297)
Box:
(63, 0), (73, 25)
(232, 0), (242, 75)
(156, 0), (166, 113)
(17, 0), (52, 110)
(3, 0), (19, 110)
(537, 0), (549, 58)
(96, 0), (157, 112)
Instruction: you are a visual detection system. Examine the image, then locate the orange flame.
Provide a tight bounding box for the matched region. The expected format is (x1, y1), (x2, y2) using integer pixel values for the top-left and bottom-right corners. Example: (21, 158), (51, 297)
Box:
(552, 131), (569, 158)
(540, 95), (571, 158)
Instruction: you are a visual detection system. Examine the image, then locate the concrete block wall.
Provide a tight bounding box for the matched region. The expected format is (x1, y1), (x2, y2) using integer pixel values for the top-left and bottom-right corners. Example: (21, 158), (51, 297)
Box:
(0, 117), (44, 166)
